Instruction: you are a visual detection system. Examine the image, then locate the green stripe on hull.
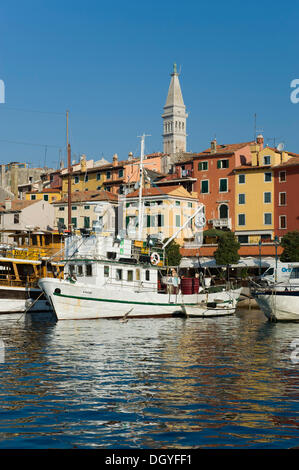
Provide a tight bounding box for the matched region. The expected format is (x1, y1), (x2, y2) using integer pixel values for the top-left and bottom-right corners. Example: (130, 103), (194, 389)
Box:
(54, 291), (194, 307)
(53, 291), (234, 307)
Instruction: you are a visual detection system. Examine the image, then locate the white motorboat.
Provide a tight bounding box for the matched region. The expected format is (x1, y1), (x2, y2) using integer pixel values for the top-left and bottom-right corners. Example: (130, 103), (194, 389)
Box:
(252, 263), (299, 322)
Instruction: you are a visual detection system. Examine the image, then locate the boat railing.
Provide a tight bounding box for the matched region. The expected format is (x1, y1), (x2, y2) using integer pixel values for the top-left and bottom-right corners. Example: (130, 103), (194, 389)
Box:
(0, 246), (64, 262)
(0, 273), (37, 288)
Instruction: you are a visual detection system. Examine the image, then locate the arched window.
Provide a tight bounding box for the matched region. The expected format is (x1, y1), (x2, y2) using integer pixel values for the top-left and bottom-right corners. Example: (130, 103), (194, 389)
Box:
(219, 204), (228, 219)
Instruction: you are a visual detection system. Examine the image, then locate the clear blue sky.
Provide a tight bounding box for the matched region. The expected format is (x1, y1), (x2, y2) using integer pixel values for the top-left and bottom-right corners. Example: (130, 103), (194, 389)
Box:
(1, 0), (299, 169)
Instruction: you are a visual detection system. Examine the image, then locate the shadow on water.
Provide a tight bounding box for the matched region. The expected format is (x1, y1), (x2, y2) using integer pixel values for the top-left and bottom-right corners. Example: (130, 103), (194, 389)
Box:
(0, 308), (298, 449)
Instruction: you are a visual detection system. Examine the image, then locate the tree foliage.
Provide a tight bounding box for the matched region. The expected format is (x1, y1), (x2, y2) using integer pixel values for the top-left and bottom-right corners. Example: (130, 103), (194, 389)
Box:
(214, 231), (240, 266)
(163, 238), (182, 266)
(280, 231), (299, 262)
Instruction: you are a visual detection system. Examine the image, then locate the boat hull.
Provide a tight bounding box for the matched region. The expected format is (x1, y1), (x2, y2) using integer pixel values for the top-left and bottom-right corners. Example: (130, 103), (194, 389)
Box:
(253, 290), (299, 322)
(38, 278), (242, 321)
(0, 286), (52, 313)
(182, 288), (242, 317)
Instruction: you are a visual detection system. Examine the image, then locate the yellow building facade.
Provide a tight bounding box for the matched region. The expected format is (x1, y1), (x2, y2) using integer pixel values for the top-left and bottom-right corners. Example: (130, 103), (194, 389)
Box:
(235, 145), (291, 243)
(124, 186), (200, 245)
(25, 189), (61, 203)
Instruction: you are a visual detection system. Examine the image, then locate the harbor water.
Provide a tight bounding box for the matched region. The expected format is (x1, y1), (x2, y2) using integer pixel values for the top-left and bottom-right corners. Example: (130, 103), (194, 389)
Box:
(0, 308), (298, 449)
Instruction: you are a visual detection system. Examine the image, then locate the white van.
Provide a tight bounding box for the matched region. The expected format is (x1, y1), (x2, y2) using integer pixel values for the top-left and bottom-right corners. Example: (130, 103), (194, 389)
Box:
(260, 262), (299, 286)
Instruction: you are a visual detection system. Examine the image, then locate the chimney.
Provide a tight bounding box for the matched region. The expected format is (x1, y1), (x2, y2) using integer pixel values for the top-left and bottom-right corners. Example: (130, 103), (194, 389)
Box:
(10, 163), (18, 198)
(211, 139), (217, 153)
(128, 152), (133, 161)
(112, 153), (118, 167)
(5, 198), (12, 210)
(256, 134), (264, 150)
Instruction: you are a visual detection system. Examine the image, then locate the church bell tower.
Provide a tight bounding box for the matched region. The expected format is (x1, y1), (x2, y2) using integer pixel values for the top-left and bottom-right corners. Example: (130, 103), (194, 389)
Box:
(162, 63), (188, 154)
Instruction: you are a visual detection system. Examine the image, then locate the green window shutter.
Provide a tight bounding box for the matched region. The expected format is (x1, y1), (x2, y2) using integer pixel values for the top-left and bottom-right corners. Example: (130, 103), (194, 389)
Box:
(71, 217), (77, 228)
(217, 160), (221, 169)
(198, 162), (202, 171)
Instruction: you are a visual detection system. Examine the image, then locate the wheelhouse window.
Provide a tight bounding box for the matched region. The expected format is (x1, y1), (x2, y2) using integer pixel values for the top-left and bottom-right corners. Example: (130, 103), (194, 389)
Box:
(104, 266), (109, 277)
(127, 270), (133, 282)
(116, 269), (122, 280)
(86, 264), (92, 276)
(145, 270), (150, 281)
(77, 265), (83, 276)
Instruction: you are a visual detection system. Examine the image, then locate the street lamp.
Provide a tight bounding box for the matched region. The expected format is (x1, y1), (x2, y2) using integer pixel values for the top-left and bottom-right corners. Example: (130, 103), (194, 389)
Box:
(274, 235), (279, 283)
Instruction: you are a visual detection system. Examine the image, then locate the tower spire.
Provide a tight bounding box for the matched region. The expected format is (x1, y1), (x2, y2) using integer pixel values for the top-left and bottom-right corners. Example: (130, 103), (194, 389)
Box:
(162, 64), (188, 155)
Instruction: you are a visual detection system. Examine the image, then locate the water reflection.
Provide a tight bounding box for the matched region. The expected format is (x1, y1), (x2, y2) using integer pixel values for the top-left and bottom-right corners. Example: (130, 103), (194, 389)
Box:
(0, 309), (298, 448)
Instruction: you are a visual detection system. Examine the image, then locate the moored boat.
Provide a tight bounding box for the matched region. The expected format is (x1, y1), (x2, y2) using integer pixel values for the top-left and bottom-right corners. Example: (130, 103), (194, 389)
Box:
(37, 234), (243, 321)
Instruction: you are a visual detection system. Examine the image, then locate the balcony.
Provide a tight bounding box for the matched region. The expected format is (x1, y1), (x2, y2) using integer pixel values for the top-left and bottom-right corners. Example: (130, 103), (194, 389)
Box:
(208, 218), (232, 230)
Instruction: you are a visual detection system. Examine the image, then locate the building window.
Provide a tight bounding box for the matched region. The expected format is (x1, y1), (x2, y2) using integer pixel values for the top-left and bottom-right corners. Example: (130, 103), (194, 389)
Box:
(279, 171), (286, 182)
(30, 194), (36, 200)
(84, 216), (90, 228)
(238, 174), (245, 184)
(175, 201), (180, 206)
(198, 161), (208, 171)
(238, 235), (249, 243)
(96, 173), (101, 181)
(238, 193), (245, 204)
(74, 175), (79, 184)
(71, 217), (77, 228)
(72, 206), (77, 210)
(279, 192), (286, 206)
(264, 213), (272, 225)
(43, 194), (49, 201)
(59, 207), (64, 211)
(84, 173), (89, 182)
(145, 270), (150, 281)
(201, 180), (209, 194)
(264, 172), (272, 182)
(279, 215), (287, 229)
(263, 155), (271, 165)
(176, 215), (181, 227)
(217, 159), (229, 169)
(188, 202), (192, 208)
(264, 192), (271, 203)
(104, 266), (109, 277)
(118, 169), (124, 178)
(14, 213), (19, 224)
(238, 214), (246, 226)
(127, 270), (133, 282)
(157, 214), (164, 227)
(106, 171), (111, 179)
(84, 205), (90, 210)
(219, 178), (228, 192)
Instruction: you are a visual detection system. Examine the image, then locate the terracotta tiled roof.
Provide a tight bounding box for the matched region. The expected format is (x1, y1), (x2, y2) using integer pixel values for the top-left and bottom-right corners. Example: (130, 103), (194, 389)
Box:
(274, 156), (299, 168)
(193, 141), (254, 159)
(0, 199), (37, 212)
(57, 190), (118, 204)
(26, 188), (61, 194)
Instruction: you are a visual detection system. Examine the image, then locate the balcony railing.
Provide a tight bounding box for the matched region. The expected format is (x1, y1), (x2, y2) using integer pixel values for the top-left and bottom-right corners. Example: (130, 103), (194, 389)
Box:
(208, 218), (232, 230)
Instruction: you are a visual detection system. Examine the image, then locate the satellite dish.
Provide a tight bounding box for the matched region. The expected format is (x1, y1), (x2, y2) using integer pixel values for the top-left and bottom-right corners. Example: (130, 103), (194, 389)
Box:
(276, 142), (285, 151)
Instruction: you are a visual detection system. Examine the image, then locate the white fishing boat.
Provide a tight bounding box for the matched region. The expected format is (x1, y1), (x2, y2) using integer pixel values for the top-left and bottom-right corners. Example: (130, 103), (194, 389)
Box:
(252, 264), (299, 322)
(36, 232), (242, 321)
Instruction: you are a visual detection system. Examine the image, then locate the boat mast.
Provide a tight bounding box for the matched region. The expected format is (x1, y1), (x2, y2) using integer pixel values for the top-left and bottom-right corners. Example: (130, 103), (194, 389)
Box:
(137, 134), (148, 241)
(66, 110), (72, 232)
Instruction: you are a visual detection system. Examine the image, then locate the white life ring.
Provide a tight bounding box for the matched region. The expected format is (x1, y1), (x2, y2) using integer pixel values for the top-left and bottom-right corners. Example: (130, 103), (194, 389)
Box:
(150, 252), (160, 265)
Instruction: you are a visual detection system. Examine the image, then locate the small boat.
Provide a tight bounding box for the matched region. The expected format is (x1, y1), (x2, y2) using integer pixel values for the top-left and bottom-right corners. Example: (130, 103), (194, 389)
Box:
(252, 263), (299, 322)
(182, 285), (242, 317)
(37, 234), (242, 321)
